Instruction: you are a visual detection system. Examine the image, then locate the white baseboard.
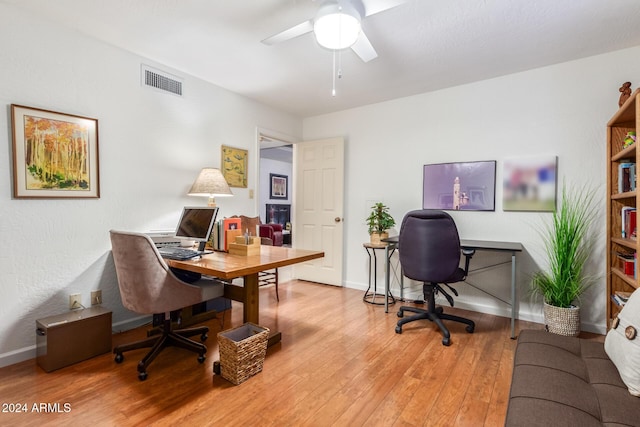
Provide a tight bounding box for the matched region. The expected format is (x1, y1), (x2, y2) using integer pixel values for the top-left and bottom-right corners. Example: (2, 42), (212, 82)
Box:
(343, 281), (607, 336)
(0, 345), (37, 368)
(111, 314), (152, 334)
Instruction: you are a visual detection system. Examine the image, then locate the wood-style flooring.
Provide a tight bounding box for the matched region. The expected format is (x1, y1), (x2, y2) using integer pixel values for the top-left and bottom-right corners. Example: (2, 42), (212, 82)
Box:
(0, 280), (571, 426)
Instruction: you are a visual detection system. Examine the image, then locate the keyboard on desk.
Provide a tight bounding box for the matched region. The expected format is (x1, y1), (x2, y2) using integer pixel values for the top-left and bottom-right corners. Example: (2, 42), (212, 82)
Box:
(157, 246), (203, 260)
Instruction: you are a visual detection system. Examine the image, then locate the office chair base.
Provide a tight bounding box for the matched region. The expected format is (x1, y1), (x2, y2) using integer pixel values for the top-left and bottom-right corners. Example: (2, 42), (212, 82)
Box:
(395, 305), (475, 346)
(113, 317), (208, 381)
(147, 325), (208, 342)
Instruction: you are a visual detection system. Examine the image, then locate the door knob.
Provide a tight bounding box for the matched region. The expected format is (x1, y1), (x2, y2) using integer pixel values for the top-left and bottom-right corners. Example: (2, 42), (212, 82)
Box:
(334, 217), (342, 223)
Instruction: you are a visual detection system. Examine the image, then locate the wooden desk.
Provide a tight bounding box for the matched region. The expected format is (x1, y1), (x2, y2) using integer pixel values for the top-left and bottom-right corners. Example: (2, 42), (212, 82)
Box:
(167, 245), (324, 346)
(382, 236), (523, 339)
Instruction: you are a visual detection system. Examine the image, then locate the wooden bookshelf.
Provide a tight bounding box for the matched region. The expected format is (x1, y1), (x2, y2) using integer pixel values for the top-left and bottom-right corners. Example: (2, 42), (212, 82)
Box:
(606, 88), (640, 327)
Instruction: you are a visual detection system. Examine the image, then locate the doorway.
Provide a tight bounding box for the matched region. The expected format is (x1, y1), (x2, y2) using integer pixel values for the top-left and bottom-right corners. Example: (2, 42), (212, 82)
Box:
(257, 132), (345, 286)
(259, 134), (293, 246)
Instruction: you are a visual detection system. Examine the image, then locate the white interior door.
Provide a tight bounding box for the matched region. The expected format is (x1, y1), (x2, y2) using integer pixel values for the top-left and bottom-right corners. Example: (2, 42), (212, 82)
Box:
(293, 137), (344, 286)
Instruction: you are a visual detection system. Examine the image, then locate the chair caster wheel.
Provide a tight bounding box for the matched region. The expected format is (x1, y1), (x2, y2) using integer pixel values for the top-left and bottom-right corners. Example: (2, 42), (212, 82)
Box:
(397, 311), (403, 318)
(198, 354), (206, 364)
(395, 325), (402, 334)
(442, 337), (451, 346)
(201, 333), (208, 342)
(114, 353), (123, 363)
(466, 325), (475, 333)
(435, 306), (444, 314)
(138, 371), (148, 381)
(213, 361), (221, 375)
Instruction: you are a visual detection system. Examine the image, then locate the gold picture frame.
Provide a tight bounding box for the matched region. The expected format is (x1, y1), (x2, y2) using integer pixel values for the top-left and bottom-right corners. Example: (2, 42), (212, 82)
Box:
(11, 104), (100, 198)
(221, 145), (248, 188)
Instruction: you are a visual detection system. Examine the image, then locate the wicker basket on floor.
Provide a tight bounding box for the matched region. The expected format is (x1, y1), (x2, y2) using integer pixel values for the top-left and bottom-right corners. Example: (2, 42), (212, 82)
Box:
(217, 323), (269, 385)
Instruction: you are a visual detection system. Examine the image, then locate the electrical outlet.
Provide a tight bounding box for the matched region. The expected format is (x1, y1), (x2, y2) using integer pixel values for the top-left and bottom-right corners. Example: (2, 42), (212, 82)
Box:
(91, 290), (102, 306)
(69, 293), (82, 310)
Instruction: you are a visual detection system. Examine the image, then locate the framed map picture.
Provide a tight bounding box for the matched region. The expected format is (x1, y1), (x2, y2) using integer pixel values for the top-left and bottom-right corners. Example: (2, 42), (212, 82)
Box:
(221, 145), (248, 188)
(11, 104), (100, 198)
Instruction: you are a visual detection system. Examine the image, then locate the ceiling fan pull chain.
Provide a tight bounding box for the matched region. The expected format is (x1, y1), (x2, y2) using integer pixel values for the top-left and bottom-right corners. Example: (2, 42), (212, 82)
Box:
(332, 49), (337, 96)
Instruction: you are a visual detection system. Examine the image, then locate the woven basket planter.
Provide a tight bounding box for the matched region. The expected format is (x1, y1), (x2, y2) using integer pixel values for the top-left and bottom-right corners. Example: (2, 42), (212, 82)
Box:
(544, 302), (580, 337)
(217, 322), (269, 385)
(370, 232), (389, 245)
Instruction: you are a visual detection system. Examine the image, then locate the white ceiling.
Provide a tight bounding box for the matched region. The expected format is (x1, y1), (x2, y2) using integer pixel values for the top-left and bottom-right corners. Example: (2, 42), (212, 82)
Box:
(5, 0), (640, 117)
(261, 146), (294, 163)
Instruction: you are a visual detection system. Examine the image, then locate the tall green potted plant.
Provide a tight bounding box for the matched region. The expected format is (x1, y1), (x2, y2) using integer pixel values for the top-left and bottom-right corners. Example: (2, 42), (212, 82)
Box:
(366, 202), (396, 244)
(531, 182), (598, 336)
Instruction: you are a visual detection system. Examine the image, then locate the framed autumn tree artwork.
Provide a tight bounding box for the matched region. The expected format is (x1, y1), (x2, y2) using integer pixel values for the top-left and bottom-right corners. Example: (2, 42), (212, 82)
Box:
(11, 105), (100, 198)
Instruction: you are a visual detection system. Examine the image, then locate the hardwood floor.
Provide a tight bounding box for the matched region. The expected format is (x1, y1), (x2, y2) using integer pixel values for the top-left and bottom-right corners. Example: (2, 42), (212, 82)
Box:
(0, 280), (553, 426)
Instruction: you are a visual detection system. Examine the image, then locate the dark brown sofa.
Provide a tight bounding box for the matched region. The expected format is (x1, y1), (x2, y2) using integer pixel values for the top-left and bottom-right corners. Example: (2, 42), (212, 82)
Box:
(505, 329), (640, 426)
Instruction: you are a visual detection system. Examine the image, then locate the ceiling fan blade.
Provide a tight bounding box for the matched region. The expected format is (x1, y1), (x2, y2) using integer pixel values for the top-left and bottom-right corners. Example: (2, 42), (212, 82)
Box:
(262, 20), (314, 45)
(351, 31), (377, 62)
(362, 0), (406, 17)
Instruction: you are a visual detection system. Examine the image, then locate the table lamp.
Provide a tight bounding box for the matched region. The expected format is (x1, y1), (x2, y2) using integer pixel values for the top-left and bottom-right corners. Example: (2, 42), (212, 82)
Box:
(187, 167), (233, 207)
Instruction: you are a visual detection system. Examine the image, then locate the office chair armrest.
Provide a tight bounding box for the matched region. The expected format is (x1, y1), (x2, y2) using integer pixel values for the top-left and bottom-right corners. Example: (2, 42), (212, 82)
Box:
(461, 248), (475, 276)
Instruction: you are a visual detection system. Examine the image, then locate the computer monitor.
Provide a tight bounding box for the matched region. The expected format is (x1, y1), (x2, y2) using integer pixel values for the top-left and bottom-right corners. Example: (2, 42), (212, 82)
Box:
(175, 206), (219, 251)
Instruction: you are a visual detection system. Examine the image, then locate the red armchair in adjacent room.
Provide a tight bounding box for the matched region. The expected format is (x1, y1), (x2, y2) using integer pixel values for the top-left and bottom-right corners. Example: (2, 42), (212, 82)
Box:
(259, 223), (284, 247)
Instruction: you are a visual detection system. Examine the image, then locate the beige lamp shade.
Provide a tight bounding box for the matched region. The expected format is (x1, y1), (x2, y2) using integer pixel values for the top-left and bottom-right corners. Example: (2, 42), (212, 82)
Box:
(187, 168), (233, 207)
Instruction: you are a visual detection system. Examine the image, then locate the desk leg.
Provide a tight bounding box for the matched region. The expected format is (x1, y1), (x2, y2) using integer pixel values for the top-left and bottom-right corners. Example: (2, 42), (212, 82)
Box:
(243, 273), (281, 347)
(510, 251), (516, 339)
(385, 245), (390, 313)
(243, 273), (260, 324)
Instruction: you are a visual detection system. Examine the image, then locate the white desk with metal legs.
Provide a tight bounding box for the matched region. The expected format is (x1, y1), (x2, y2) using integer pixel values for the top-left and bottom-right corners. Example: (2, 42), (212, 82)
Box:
(383, 236), (523, 339)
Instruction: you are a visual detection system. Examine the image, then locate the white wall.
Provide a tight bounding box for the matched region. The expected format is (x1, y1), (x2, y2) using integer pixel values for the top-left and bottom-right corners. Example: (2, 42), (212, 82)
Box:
(303, 45), (640, 334)
(0, 4), (302, 366)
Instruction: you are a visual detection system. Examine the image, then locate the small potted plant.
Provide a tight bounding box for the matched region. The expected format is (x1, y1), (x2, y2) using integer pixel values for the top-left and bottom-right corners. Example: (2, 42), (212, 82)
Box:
(366, 202), (396, 244)
(531, 182), (598, 336)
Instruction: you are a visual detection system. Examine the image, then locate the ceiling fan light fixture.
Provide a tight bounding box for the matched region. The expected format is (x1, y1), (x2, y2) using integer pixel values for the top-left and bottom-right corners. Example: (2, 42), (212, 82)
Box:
(314, 2), (362, 50)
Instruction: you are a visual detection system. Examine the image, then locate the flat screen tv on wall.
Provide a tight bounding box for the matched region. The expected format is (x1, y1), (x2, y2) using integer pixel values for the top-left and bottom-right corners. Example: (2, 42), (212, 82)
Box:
(422, 161), (496, 211)
(265, 204), (291, 226)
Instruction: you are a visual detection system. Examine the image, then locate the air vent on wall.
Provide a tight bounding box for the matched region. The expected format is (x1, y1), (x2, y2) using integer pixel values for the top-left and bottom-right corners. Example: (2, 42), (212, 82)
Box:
(141, 64), (183, 96)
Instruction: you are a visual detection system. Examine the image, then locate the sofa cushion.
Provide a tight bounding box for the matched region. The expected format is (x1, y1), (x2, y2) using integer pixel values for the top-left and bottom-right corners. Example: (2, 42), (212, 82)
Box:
(604, 288), (640, 397)
(506, 329), (640, 426)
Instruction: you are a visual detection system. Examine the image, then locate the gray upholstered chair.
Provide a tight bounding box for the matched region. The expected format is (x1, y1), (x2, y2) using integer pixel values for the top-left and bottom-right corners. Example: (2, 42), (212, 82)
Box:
(110, 230), (225, 380)
(394, 210), (475, 346)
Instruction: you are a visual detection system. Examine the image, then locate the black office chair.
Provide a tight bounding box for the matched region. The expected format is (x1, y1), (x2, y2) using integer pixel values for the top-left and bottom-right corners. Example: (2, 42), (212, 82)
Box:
(395, 210), (475, 346)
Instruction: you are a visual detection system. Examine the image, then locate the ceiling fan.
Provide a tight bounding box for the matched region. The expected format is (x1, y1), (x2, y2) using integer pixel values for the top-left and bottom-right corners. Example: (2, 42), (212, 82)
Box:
(262, 0), (406, 63)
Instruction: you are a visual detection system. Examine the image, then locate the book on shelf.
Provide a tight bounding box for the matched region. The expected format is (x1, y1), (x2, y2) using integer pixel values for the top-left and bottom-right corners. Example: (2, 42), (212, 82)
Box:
(618, 162), (636, 193)
(616, 251), (635, 276)
(615, 291), (632, 304)
(621, 206), (637, 239)
(611, 294), (626, 307)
